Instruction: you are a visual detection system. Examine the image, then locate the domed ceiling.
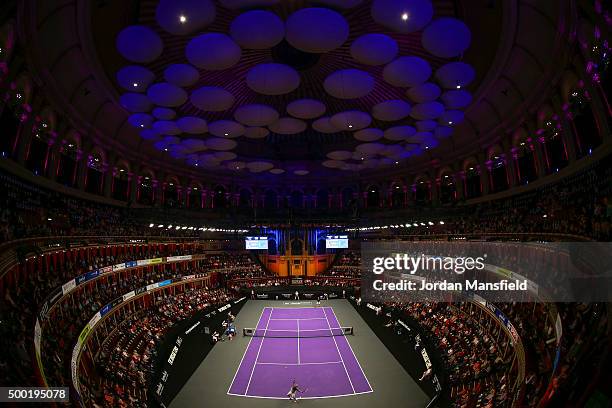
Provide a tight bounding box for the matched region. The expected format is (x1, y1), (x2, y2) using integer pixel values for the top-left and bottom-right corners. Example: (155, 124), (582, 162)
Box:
(25, 0), (570, 183)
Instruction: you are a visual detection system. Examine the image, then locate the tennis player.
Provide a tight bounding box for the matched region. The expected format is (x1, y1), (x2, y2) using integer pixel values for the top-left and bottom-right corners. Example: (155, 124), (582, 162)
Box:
(287, 379), (304, 403)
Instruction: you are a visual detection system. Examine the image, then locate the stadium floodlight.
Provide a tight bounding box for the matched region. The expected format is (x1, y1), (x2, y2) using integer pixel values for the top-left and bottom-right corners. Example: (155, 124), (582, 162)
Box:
(175, 226), (181, 230)
(420, 222), (426, 226)
(428, 221), (434, 225)
(167, 225), (172, 229)
(413, 223), (419, 227)
(439, 221), (445, 224)
(149, 223), (154, 227)
(158, 224), (164, 228)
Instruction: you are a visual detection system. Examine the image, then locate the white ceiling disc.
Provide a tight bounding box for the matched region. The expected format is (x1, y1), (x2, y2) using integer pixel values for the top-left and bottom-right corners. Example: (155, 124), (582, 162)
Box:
(409, 101), (445, 120)
(286, 99), (326, 119)
(355, 142), (385, 154)
(177, 116), (208, 134)
(205, 137), (237, 150)
(234, 104), (279, 126)
(312, 117), (339, 133)
(152, 120), (181, 135)
(185, 33), (241, 70)
(371, 0), (433, 34)
(383, 56), (432, 88)
(322, 160), (345, 168)
(372, 99), (411, 121)
(285, 7), (349, 53)
(269, 168), (285, 174)
(350, 33), (398, 66)
(244, 127), (270, 139)
(246, 63), (300, 95)
(327, 150), (353, 160)
(190, 86), (235, 111)
(406, 82), (441, 103)
(324, 69), (375, 99)
(268, 117), (307, 134)
(247, 161), (274, 172)
(330, 110), (372, 131)
(384, 125), (417, 141)
(354, 128), (384, 141)
(208, 120), (245, 138)
(230, 10), (285, 49)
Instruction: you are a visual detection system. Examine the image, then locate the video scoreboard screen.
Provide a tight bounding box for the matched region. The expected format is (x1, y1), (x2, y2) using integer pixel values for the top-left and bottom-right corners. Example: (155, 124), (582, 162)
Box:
(325, 235), (349, 249)
(245, 236), (268, 250)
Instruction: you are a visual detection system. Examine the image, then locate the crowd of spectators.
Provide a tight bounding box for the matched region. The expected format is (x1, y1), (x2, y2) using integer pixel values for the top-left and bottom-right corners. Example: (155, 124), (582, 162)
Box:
(400, 302), (511, 407)
(322, 251), (361, 278)
(86, 288), (231, 407)
(2, 152), (612, 244)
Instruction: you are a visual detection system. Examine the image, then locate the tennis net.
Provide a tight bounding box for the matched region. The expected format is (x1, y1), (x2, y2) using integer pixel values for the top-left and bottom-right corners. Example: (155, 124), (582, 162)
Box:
(242, 327), (353, 338)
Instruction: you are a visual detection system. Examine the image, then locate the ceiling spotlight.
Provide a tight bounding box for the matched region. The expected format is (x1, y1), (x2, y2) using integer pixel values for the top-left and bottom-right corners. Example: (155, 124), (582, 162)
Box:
(195, 163), (199, 166)
(140, 124), (144, 128)
(361, 157), (364, 160)
(348, 124), (353, 128)
(456, 84), (461, 89)
(164, 148), (168, 151)
(448, 121), (453, 125)
(395, 161), (399, 164)
(179, 15), (187, 23)
(401, 12), (409, 21)
(224, 133), (229, 136)
(133, 83), (138, 87)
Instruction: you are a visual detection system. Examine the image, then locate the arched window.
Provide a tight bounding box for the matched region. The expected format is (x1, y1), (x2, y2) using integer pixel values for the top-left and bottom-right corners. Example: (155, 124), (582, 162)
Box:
(57, 142), (78, 187)
(85, 153), (104, 195)
(342, 187), (354, 208)
(569, 88), (601, 156)
(391, 184), (403, 207)
(239, 189), (252, 208)
(188, 186), (202, 209)
(414, 180), (430, 205)
(112, 167), (129, 201)
(465, 167), (481, 199)
(264, 190), (277, 209)
(541, 119), (568, 172)
(25, 120), (50, 175)
(366, 186), (380, 208)
(515, 143), (537, 185)
(440, 175), (456, 204)
(290, 191), (303, 208)
(316, 189), (329, 209)
(490, 155), (508, 193)
(138, 176), (153, 205)
(0, 106), (19, 157)
(165, 182), (179, 207)
(213, 186), (227, 208)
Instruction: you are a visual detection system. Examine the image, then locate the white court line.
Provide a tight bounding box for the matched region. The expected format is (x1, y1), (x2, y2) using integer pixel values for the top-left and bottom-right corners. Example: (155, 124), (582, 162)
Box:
(244, 307), (273, 395)
(226, 307), (267, 395)
(227, 390), (373, 400)
(297, 319), (300, 365)
(322, 307), (355, 394)
(326, 307), (374, 393)
(257, 361), (343, 366)
(256, 328), (334, 332)
(268, 317), (327, 321)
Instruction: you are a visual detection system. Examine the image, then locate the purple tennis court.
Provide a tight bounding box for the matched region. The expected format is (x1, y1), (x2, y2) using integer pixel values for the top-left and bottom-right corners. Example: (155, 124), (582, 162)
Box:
(228, 306), (373, 399)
